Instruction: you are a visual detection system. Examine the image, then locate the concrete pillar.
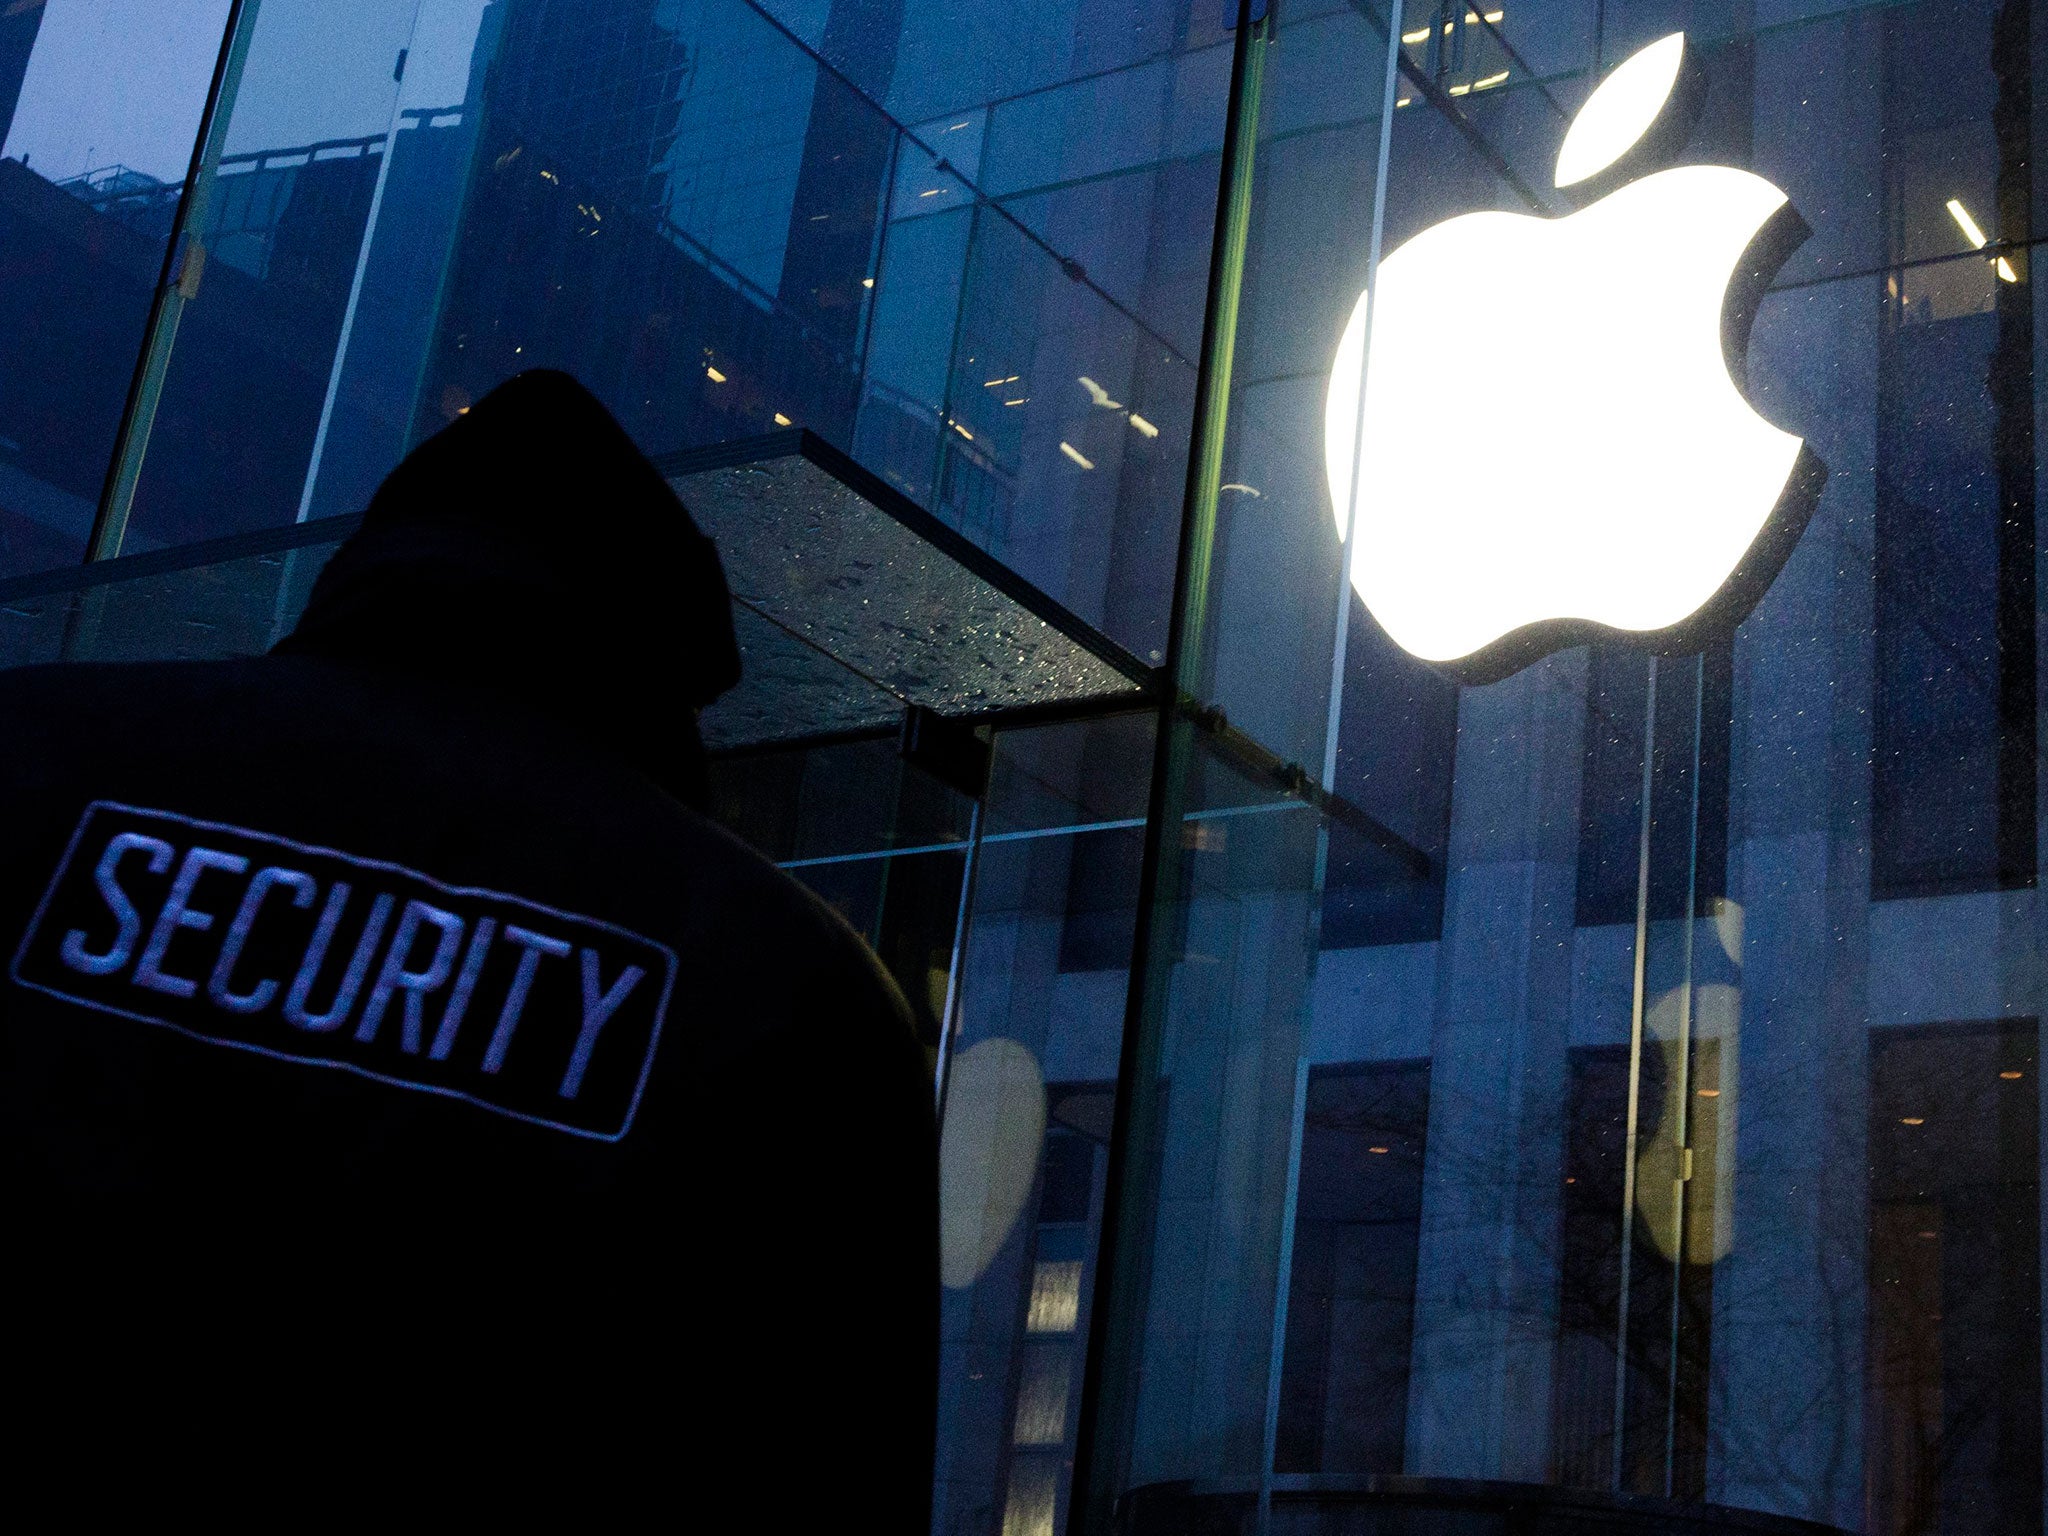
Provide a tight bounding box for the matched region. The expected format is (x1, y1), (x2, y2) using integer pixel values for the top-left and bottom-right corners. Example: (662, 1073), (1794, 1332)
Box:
(1406, 648), (1588, 1480)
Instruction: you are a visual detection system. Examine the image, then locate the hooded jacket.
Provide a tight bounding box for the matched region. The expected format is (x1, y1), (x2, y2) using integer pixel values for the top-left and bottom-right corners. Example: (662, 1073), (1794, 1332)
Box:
(0, 373), (935, 1521)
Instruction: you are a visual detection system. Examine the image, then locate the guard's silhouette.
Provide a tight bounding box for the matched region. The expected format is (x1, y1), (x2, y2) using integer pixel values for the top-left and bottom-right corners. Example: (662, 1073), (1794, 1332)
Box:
(0, 372), (935, 1521)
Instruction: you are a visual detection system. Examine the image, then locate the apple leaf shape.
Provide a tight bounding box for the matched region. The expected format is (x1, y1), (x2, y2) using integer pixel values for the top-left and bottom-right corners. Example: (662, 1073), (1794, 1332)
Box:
(1555, 33), (1685, 188)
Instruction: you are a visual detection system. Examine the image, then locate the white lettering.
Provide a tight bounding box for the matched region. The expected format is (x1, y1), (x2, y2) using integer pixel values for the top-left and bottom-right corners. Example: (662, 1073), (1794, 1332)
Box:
(282, 884), (395, 1033)
(60, 832), (174, 977)
(481, 924), (570, 1074)
(134, 846), (249, 998)
(560, 948), (645, 1099)
(355, 900), (465, 1053)
(207, 866), (317, 1014)
(429, 915), (497, 1061)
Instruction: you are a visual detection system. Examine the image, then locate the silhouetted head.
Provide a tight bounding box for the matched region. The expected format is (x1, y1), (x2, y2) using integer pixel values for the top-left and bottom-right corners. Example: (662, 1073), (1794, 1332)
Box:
(278, 371), (739, 804)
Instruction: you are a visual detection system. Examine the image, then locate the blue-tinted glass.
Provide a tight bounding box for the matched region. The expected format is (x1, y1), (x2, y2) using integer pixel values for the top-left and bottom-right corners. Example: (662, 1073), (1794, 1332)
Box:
(0, 0), (231, 575)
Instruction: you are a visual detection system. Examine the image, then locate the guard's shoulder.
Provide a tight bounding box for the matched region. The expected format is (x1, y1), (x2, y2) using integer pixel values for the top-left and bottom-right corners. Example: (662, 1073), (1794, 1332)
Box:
(646, 801), (915, 1029)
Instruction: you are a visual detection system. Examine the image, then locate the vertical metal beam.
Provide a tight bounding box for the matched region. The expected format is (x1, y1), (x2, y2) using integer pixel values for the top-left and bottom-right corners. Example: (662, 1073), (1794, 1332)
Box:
(1071, 5), (1269, 1529)
(932, 796), (984, 1118)
(1663, 652), (1705, 1496)
(1612, 653), (1658, 1492)
(1256, 1056), (1312, 1533)
(295, 0), (428, 525)
(85, 0), (260, 564)
(1318, 0), (1405, 796)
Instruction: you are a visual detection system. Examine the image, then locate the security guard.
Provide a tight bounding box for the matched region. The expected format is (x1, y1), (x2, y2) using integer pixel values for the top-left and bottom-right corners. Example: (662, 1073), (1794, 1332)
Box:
(0, 372), (935, 1520)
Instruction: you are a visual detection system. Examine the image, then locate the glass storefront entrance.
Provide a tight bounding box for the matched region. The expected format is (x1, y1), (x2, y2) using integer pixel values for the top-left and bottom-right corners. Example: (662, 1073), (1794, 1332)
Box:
(1, 1), (2043, 1532)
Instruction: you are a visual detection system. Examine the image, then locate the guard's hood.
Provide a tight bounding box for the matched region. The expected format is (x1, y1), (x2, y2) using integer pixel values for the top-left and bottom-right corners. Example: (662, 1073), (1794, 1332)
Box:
(276, 370), (740, 802)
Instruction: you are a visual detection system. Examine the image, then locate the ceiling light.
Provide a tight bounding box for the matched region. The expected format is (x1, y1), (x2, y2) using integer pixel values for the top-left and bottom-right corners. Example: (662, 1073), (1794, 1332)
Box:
(1401, 26), (1430, 41)
(1079, 376), (1122, 409)
(1128, 413), (1159, 437)
(1697, 1087), (1720, 1098)
(2001, 1070), (2024, 1079)
(1900, 1117), (1924, 1126)
(1996, 256), (2018, 282)
(1947, 197), (1989, 248)
(1059, 441), (1094, 469)
(705, 366), (726, 383)
(862, 277), (875, 287)
(1473, 70), (1510, 89)
(1368, 1145), (1389, 1154)
(773, 412), (791, 426)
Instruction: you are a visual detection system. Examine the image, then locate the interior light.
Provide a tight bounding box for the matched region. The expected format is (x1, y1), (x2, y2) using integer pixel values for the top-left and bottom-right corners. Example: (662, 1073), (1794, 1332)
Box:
(1917, 1230), (1937, 1240)
(1554, 33), (1684, 187)
(951, 421), (973, 441)
(1401, 25), (1430, 41)
(1485, 8), (1503, 17)
(1448, 83), (1471, 95)
(1059, 442), (1094, 469)
(948, 120), (970, 131)
(862, 277), (875, 287)
(984, 375), (1019, 387)
(1128, 413), (1159, 437)
(919, 188), (942, 198)
(1220, 482), (1261, 496)
(1397, 96), (1413, 108)
(2001, 1070), (2025, 1080)
(1079, 376), (1122, 409)
(1697, 1087), (1720, 1098)
(1946, 197), (1989, 248)
(705, 365), (726, 383)
(773, 412), (791, 426)
(1368, 1145), (1390, 1154)
(1901, 1117), (1925, 1126)
(1473, 69), (1510, 89)
(1996, 256), (2018, 283)
(1004, 397), (1028, 406)
(1025, 1260), (1082, 1333)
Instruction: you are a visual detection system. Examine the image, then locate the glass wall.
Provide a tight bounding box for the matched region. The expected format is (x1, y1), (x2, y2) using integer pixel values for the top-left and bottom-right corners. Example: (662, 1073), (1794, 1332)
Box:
(42, 0), (1227, 665)
(0, 0), (233, 576)
(8, 1), (2048, 1534)
(1089, 0), (2048, 1532)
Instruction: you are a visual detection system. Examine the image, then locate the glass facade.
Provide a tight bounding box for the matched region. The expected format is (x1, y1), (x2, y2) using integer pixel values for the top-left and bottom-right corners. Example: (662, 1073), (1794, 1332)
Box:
(4, 2), (2046, 1533)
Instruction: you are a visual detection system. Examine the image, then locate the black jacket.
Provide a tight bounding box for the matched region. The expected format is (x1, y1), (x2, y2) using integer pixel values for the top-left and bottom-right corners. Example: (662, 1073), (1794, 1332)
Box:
(0, 374), (936, 1520)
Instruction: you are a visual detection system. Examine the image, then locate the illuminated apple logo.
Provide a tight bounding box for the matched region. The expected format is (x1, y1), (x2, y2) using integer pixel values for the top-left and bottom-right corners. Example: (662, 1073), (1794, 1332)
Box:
(1324, 33), (1824, 680)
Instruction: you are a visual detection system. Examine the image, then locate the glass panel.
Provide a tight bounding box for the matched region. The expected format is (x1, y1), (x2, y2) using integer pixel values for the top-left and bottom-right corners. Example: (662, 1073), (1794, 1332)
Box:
(0, 523), (343, 670)
(1105, 1), (2048, 1533)
(0, 0), (233, 576)
(81, 0), (1227, 695)
(663, 434), (1149, 721)
(932, 711), (1154, 1536)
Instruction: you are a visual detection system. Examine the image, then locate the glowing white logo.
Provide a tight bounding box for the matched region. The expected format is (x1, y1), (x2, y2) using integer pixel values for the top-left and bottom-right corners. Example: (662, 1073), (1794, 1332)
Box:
(1324, 33), (1809, 672)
